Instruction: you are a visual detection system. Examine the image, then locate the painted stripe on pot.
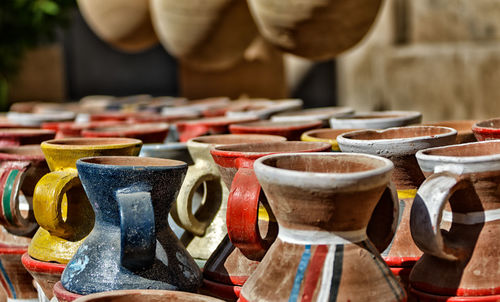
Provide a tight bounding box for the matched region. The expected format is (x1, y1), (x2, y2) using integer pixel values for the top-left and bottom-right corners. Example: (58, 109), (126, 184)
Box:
(279, 227), (367, 245)
(289, 245), (312, 301)
(0, 259), (15, 298)
(300, 245), (328, 302)
(2, 170), (19, 224)
(397, 189), (417, 200)
(316, 245), (336, 302)
(442, 208), (500, 224)
(328, 245), (344, 302)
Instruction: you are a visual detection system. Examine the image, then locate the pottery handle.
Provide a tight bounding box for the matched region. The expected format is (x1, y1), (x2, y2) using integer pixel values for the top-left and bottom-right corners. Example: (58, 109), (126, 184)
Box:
(227, 167), (273, 261)
(410, 172), (468, 261)
(117, 189), (156, 271)
(367, 182), (399, 253)
(172, 165), (222, 236)
(0, 161), (38, 236)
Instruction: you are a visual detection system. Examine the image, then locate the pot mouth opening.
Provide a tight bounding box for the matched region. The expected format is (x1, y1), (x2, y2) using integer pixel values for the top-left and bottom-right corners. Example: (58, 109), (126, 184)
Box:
(473, 118), (500, 130)
(341, 126), (455, 141)
(43, 137), (142, 147)
(213, 141), (330, 155)
(332, 111), (420, 121)
(231, 120), (321, 128)
(305, 129), (360, 140)
(79, 156), (186, 168)
(419, 140), (500, 158)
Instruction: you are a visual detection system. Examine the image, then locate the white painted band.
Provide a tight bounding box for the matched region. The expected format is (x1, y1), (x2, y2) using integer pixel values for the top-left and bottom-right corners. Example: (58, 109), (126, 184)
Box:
(278, 226), (367, 245)
(7, 298), (38, 302)
(442, 208), (500, 224)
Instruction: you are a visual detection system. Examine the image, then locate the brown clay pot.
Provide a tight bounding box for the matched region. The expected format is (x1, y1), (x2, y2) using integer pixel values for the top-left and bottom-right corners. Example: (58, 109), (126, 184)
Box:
(150, 0), (259, 71)
(337, 126), (457, 290)
(301, 128), (361, 151)
(424, 120), (477, 144)
(229, 120), (323, 141)
(247, 0), (383, 60)
(72, 289), (224, 302)
(176, 117), (258, 143)
(77, 0), (158, 53)
(0, 129), (55, 148)
(239, 153), (406, 301)
(81, 123), (169, 144)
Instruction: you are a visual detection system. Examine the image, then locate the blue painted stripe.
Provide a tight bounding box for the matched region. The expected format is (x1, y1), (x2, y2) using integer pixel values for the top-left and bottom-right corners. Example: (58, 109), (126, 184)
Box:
(0, 259), (16, 299)
(289, 245), (312, 302)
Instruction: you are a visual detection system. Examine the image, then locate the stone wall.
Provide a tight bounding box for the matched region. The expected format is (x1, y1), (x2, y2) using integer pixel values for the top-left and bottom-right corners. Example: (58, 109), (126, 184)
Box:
(337, 0), (500, 121)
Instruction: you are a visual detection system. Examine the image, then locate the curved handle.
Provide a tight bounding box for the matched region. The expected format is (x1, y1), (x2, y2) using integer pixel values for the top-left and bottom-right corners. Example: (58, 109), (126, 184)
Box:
(410, 172), (468, 261)
(0, 161), (39, 236)
(117, 188), (156, 271)
(227, 167), (270, 261)
(367, 182), (400, 253)
(33, 170), (86, 240)
(171, 164), (222, 236)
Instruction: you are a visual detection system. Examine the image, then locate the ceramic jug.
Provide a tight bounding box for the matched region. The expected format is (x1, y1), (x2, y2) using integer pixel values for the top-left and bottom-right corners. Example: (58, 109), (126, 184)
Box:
(240, 152), (405, 301)
(410, 140), (500, 301)
(61, 156), (201, 294)
(337, 126), (457, 287)
(204, 141), (331, 300)
(29, 138), (142, 264)
(172, 134), (286, 265)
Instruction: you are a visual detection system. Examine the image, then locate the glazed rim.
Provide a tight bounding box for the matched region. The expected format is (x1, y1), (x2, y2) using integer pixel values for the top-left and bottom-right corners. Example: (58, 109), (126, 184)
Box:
(42, 137), (142, 149)
(83, 122), (169, 133)
(416, 140), (500, 173)
(254, 152), (393, 191)
(302, 128), (361, 140)
(211, 141), (331, 158)
(338, 126), (457, 142)
(472, 118), (500, 130)
(331, 110), (422, 121)
(78, 156), (186, 168)
(189, 134), (286, 146)
(272, 106), (354, 117)
(21, 253), (65, 274)
(230, 120), (323, 129)
(0, 145), (44, 159)
(72, 289), (224, 302)
(0, 128), (55, 136)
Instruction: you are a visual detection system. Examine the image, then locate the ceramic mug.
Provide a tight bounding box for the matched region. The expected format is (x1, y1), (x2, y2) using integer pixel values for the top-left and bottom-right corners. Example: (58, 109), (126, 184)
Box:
(29, 138), (142, 264)
(301, 128), (360, 151)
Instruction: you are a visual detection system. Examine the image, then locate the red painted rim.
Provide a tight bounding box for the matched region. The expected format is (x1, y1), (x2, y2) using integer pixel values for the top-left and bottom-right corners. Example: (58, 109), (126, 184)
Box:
(410, 286), (500, 301)
(384, 257), (418, 267)
(411, 281), (500, 297)
(0, 244), (27, 255)
(53, 281), (82, 302)
(202, 279), (241, 300)
(21, 253), (66, 274)
(229, 120), (323, 132)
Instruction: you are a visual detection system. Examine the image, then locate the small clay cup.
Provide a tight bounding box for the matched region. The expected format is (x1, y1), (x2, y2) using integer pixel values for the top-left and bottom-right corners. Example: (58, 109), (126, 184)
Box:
(176, 117), (258, 142)
(71, 289), (224, 302)
(472, 118), (500, 141)
(424, 120), (477, 144)
(22, 252), (65, 300)
(229, 120), (323, 141)
(82, 123), (169, 144)
(271, 106), (354, 126)
(0, 129), (55, 147)
(330, 111), (422, 129)
(301, 128), (361, 151)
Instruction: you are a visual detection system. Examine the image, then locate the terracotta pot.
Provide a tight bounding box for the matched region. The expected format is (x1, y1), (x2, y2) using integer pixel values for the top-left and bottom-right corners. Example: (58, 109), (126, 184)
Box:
(204, 141), (331, 300)
(43, 121), (124, 139)
(150, 0), (258, 71)
(271, 106), (354, 126)
(229, 120), (323, 141)
(140, 142), (193, 165)
(301, 128), (361, 151)
(202, 99), (274, 118)
(82, 123), (169, 144)
(247, 0), (383, 60)
(7, 112), (75, 127)
(72, 289), (224, 302)
(240, 152), (405, 301)
(337, 126), (457, 289)
(77, 0), (158, 53)
(176, 117), (257, 143)
(225, 99), (303, 120)
(0, 246), (37, 301)
(410, 140), (500, 300)
(171, 134), (286, 269)
(424, 120), (477, 144)
(472, 118), (500, 141)
(0, 129), (55, 147)
(330, 111), (422, 129)
(21, 253), (65, 301)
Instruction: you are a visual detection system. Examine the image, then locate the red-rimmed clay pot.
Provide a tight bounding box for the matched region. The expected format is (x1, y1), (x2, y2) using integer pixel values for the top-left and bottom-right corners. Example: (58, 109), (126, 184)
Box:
(7, 112), (75, 127)
(54, 281), (81, 302)
(424, 120), (477, 144)
(225, 99), (303, 120)
(82, 123), (169, 144)
(43, 121), (124, 139)
(0, 129), (55, 147)
(229, 120), (323, 141)
(72, 289), (224, 302)
(239, 153), (405, 301)
(330, 111), (422, 129)
(337, 126), (457, 291)
(0, 246), (37, 301)
(271, 106), (354, 126)
(301, 128), (361, 151)
(409, 140), (500, 301)
(472, 118), (500, 141)
(176, 117), (257, 143)
(203, 141), (331, 301)
(22, 253), (65, 301)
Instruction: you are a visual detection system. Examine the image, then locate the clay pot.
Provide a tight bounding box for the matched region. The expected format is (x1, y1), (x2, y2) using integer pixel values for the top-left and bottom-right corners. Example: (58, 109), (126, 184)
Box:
(271, 106), (354, 126)
(172, 134), (286, 268)
(61, 157), (201, 294)
(240, 152), (405, 301)
(337, 126), (457, 289)
(204, 141), (331, 300)
(0, 246), (37, 301)
(330, 111), (422, 129)
(409, 140), (500, 300)
(42, 121), (124, 139)
(424, 120), (477, 144)
(149, 0), (258, 71)
(229, 120), (323, 141)
(7, 112), (75, 127)
(71, 289), (224, 302)
(301, 128), (360, 151)
(0, 129), (55, 147)
(176, 117), (258, 143)
(81, 123), (169, 144)
(140, 143), (193, 165)
(21, 253), (65, 301)
(472, 118), (500, 141)
(247, 0), (383, 60)
(225, 99), (303, 120)
(77, 0), (158, 53)
(162, 98), (230, 117)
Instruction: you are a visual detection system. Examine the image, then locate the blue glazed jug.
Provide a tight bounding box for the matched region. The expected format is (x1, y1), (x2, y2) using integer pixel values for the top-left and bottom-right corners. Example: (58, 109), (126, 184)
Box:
(61, 156), (202, 295)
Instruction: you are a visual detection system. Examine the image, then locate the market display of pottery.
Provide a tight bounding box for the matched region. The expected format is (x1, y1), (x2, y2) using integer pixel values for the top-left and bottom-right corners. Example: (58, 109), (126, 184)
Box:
(2, 94), (500, 302)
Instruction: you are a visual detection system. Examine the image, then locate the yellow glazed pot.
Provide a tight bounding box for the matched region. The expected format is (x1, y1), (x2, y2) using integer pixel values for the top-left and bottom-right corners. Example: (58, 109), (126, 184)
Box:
(301, 128), (360, 151)
(29, 138), (142, 264)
